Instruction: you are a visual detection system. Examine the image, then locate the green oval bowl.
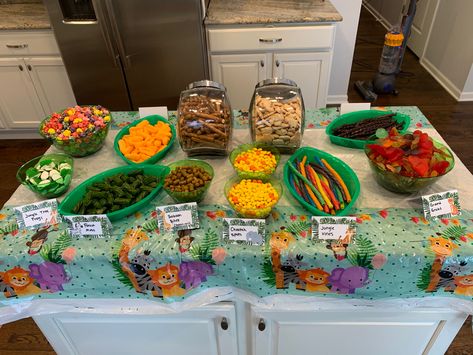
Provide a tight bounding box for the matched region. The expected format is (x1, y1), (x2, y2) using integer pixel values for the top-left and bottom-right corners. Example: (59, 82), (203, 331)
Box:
(224, 176), (282, 219)
(16, 153), (74, 198)
(113, 115), (176, 165)
(229, 143), (280, 181)
(59, 164), (170, 221)
(325, 110), (411, 149)
(283, 147), (360, 216)
(365, 136), (455, 194)
(163, 159), (214, 203)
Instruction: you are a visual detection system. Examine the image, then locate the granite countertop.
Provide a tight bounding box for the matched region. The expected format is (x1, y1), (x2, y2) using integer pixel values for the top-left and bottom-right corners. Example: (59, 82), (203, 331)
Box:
(0, 3), (50, 30)
(206, 0), (342, 25)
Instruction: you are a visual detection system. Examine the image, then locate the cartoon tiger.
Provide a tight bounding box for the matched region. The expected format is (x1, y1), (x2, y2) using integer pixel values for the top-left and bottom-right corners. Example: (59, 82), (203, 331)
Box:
(0, 267), (41, 297)
(296, 268), (331, 292)
(149, 263), (186, 298)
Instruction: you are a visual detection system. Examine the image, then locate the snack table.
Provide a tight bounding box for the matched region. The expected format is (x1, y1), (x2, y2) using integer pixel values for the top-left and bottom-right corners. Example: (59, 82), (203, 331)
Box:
(1, 107), (472, 355)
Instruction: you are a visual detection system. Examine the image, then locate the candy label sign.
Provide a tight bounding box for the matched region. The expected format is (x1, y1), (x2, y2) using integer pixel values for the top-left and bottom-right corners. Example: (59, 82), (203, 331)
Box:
(14, 199), (61, 230)
(65, 215), (112, 238)
(312, 217), (356, 242)
(422, 190), (461, 220)
(156, 203), (199, 232)
(223, 218), (265, 246)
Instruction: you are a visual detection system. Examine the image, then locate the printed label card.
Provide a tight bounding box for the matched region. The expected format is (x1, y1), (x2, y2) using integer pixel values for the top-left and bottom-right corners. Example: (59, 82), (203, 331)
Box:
(222, 218), (265, 246)
(14, 199), (62, 230)
(422, 190), (461, 220)
(156, 202), (199, 232)
(65, 215), (113, 238)
(311, 216), (356, 242)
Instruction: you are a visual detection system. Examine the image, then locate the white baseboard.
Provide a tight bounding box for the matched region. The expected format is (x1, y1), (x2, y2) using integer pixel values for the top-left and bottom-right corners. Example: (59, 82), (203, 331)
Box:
(459, 91), (473, 102)
(362, 1), (392, 30)
(420, 58), (463, 101)
(326, 94), (348, 105)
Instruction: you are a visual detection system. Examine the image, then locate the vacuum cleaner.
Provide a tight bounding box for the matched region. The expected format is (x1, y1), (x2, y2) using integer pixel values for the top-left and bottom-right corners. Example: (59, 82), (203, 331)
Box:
(355, 0), (417, 102)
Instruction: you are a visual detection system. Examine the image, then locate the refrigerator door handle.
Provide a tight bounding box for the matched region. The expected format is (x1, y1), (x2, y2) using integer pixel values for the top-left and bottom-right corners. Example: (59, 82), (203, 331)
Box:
(104, 0), (131, 69)
(91, 0), (120, 67)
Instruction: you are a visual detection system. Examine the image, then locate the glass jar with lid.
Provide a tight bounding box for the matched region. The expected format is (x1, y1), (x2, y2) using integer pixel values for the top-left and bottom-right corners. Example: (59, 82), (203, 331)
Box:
(249, 78), (305, 154)
(177, 80), (233, 156)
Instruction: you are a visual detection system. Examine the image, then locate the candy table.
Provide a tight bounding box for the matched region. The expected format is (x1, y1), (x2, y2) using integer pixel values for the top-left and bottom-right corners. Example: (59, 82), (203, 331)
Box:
(1, 107), (472, 355)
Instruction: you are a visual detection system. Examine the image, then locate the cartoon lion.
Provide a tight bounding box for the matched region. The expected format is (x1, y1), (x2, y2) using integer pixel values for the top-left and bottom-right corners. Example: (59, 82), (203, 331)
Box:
(297, 268), (331, 292)
(0, 267), (41, 297)
(149, 263), (186, 298)
(454, 275), (473, 296)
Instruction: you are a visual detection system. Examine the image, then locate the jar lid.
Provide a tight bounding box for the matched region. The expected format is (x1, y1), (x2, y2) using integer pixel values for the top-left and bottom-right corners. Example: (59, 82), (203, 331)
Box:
(188, 80), (226, 91)
(255, 78), (298, 89)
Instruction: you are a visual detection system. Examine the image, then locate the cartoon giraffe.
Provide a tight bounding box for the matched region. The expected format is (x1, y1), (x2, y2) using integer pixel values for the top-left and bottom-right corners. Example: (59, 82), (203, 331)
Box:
(269, 227), (296, 288)
(426, 235), (459, 292)
(118, 227), (149, 264)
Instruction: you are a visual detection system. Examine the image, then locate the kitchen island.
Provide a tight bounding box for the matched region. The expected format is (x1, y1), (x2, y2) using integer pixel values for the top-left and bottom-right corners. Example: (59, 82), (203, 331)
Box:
(1, 107), (472, 355)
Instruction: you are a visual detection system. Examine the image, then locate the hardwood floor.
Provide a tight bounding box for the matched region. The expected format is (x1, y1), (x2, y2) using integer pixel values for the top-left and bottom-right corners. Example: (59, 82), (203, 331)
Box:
(0, 6), (472, 355)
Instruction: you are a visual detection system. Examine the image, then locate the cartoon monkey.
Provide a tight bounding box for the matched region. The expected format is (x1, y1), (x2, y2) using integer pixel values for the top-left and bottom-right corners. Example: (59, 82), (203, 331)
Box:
(326, 240), (348, 261)
(26, 227), (49, 255)
(175, 229), (194, 253)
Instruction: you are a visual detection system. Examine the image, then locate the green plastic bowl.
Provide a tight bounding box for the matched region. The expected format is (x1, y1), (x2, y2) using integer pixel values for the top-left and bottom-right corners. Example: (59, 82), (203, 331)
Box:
(163, 159), (214, 203)
(224, 177), (282, 219)
(59, 164), (169, 221)
(325, 110), (411, 149)
(114, 115), (176, 165)
(229, 143), (280, 180)
(365, 138), (455, 194)
(283, 147), (360, 216)
(39, 106), (111, 157)
(17, 153), (74, 198)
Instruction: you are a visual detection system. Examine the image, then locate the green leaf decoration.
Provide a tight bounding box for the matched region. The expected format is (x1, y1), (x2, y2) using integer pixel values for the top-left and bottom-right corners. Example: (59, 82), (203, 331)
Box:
(39, 230), (72, 264)
(111, 239), (123, 259)
(189, 229), (219, 264)
(286, 221), (310, 236)
(111, 257), (134, 289)
(261, 256), (276, 287)
(347, 235), (378, 268)
(441, 225), (467, 242)
(0, 222), (18, 236)
(142, 219), (159, 233)
(417, 262), (434, 291)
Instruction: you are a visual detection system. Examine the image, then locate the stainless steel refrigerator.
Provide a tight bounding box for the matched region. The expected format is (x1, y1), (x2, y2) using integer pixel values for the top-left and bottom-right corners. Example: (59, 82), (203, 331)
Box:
(43, 0), (209, 110)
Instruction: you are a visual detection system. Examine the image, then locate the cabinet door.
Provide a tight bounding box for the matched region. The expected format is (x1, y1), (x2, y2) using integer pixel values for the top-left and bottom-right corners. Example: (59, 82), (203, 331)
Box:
(34, 304), (238, 355)
(211, 53), (271, 111)
(252, 308), (466, 355)
(273, 52), (331, 109)
(0, 57), (46, 128)
(25, 57), (76, 114)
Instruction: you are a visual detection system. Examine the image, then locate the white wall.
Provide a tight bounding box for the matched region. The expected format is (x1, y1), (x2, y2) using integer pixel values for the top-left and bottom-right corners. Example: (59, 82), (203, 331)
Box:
(327, 0), (363, 104)
(421, 0), (473, 100)
(363, 0), (405, 29)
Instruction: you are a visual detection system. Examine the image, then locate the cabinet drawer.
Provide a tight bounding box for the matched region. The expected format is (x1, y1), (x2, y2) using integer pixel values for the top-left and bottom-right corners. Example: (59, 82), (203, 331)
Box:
(208, 25), (335, 53)
(0, 31), (59, 56)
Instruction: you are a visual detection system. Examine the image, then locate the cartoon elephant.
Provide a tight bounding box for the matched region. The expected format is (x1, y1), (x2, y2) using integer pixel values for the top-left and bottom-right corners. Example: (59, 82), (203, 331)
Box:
(329, 266), (370, 294)
(29, 262), (71, 293)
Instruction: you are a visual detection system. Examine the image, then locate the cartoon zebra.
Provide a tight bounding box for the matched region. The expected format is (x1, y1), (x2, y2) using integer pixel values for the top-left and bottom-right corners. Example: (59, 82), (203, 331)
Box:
(279, 254), (307, 288)
(125, 250), (163, 298)
(437, 260), (468, 292)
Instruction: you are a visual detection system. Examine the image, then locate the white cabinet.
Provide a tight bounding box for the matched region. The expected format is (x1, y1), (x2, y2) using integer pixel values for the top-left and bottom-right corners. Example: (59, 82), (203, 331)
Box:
(251, 307), (467, 355)
(34, 303), (239, 355)
(211, 53), (271, 110)
(207, 25), (335, 110)
(0, 57), (46, 129)
(0, 31), (76, 132)
(273, 52), (331, 110)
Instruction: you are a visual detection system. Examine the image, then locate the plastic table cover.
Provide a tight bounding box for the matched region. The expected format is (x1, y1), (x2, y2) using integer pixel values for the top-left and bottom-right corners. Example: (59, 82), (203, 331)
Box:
(1, 106), (472, 324)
